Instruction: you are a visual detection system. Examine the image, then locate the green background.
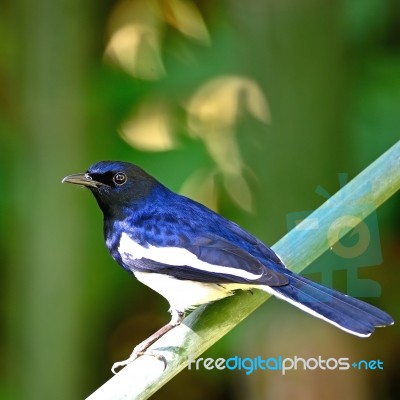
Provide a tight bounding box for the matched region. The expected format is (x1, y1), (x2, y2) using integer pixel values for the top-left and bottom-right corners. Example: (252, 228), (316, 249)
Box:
(1, 0), (399, 399)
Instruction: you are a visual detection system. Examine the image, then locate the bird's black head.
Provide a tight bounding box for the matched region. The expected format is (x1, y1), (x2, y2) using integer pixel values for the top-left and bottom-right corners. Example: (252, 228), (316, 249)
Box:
(62, 161), (158, 217)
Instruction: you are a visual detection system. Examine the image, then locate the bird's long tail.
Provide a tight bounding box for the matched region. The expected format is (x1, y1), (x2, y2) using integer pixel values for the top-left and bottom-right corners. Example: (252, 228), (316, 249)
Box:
(263, 271), (393, 337)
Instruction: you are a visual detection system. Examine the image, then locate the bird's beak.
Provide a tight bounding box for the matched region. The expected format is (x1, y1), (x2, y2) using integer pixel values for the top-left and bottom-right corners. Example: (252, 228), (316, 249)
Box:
(62, 173), (104, 188)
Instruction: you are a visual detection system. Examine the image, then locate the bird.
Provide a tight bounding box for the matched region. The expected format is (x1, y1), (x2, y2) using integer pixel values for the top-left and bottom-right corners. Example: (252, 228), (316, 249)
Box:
(63, 161), (394, 372)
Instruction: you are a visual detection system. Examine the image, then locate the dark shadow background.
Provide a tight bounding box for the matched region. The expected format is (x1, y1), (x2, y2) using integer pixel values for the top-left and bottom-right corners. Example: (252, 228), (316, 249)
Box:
(1, 0), (399, 399)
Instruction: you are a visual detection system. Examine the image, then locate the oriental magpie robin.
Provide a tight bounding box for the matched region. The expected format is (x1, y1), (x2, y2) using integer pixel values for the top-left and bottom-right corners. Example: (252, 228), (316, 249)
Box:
(63, 161), (393, 372)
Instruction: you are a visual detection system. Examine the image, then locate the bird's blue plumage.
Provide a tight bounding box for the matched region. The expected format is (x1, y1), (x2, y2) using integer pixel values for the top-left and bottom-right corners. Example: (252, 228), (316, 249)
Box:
(63, 161), (394, 338)
(104, 184), (288, 285)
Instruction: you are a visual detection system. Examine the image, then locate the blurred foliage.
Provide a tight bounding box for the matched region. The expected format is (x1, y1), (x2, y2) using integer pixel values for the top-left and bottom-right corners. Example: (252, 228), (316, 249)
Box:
(1, 0), (399, 399)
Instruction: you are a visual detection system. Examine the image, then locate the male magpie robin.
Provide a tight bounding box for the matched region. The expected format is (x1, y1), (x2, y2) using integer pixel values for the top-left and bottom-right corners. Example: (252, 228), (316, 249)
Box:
(63, 161), (393, 372)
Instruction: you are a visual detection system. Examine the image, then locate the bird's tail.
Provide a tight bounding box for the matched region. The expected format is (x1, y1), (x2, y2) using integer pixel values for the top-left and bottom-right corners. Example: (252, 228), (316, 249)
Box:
(263, 270), (393, 337)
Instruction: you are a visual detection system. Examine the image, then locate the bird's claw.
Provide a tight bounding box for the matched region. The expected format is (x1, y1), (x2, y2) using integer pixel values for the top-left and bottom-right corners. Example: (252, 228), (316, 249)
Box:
(111, 359), (131, 374)
(111, 349), (167, 374)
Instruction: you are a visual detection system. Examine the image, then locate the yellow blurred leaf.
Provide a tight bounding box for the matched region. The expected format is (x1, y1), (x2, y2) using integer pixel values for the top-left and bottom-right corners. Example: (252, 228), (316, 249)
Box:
(224, 173), (254, 212)
(120, 102), (175, 151)
(162, 0), (210, 44)
(179, 168), (218, 211)
(104, 0), (165, 80)
(187, 75), (270, 132)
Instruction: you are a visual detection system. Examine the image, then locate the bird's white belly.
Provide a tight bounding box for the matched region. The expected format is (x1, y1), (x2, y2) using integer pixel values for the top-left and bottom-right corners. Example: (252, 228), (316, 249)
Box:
(134, 271), (251, 312)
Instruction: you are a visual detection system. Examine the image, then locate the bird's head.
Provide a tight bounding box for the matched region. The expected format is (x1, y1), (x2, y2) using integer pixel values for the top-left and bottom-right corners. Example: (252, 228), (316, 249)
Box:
(62, 161), (158, 216)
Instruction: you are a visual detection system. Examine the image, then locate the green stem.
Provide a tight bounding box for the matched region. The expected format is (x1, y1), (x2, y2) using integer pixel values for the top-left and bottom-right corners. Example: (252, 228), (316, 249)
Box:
(87, 141), (400, 400)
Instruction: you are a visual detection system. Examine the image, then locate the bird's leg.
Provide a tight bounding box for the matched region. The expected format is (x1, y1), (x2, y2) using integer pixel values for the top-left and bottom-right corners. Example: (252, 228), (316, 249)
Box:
(111, 310), (185, 374)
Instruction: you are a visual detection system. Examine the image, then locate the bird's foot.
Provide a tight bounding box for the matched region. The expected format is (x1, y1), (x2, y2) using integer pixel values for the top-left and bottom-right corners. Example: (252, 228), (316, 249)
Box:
(111, 312), (184, 374)
(111, 346), (167, 374)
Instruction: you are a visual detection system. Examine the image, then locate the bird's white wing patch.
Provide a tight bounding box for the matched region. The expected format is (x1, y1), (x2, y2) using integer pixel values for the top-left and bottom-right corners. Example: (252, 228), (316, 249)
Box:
(118, 232), (263, 280)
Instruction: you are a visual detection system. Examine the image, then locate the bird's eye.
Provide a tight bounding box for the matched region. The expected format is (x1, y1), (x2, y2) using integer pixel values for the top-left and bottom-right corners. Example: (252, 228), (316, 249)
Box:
(113, 172), (127, 185)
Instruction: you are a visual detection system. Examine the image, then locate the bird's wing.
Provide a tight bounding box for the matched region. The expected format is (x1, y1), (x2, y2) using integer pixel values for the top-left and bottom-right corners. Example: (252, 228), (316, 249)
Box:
(118, 232), (288, 286)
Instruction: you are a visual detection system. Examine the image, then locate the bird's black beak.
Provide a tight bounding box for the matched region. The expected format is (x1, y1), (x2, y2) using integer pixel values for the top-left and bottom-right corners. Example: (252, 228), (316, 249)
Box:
(62, 173), (104, 188)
